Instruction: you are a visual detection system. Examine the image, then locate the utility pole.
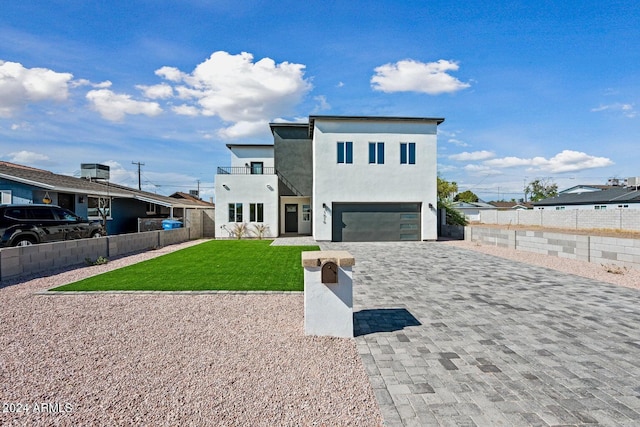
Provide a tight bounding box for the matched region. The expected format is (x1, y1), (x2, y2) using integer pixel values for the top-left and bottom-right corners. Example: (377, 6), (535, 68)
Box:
(197, 180), (201, 199)
(132, 161), (145, 190)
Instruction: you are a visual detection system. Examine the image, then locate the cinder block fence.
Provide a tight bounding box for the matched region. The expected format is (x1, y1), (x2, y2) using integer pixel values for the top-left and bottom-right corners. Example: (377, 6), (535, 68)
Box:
(466, 226), (640, 270)
(0, 228), (192, 282)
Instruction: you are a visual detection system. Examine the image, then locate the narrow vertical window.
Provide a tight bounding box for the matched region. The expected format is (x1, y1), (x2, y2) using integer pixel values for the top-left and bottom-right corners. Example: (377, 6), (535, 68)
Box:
(400, 142), (416, 164)
(228, 203), (235, 222)
(345, 141), (353, 163)
(337, 142), (345, 163)
(338, 141), (353, 164)
(250, 203), (264, 222)
(408, 142), (415, 164)
(369, 142), (384, 164)
(377, 142), (384, 164)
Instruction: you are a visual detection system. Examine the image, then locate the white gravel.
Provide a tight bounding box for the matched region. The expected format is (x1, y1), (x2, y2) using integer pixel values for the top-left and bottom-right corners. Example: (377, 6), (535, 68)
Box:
(0, 240), (382, 426)
(444, 239), (640, 289)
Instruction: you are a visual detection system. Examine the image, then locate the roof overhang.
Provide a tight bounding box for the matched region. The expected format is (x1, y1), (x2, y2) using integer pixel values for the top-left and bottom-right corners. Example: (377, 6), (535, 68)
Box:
(308, 115), (445, 138)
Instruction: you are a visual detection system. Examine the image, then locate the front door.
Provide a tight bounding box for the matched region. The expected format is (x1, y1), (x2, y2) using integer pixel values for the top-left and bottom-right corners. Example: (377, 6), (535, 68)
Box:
(58, 193), (75, 212)
(285, 204), (298, 233)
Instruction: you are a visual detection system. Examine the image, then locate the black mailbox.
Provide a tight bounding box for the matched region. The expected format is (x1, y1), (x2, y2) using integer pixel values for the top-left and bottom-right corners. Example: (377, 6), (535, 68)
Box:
(321, 261), (338, 284)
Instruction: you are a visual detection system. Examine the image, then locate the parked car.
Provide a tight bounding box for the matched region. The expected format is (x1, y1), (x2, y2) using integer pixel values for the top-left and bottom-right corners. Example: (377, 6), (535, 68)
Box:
(0, 204), (105, 247)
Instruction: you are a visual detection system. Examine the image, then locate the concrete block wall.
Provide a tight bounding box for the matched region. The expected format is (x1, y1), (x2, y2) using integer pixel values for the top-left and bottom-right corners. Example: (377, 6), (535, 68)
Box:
(0, 229), (194, 281)
(479, 210), (640, 231)
(467, 226), (640, 270)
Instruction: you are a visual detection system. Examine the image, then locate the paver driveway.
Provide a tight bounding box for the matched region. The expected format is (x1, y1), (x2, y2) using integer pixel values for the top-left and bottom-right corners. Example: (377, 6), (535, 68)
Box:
(321, 241), (640, 427)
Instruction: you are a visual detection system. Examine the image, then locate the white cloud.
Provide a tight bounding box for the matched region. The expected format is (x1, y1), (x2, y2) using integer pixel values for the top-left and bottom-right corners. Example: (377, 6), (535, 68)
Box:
(0, 60), (73, 117)
(86, 89), (163, 122)
(313, 95), (331, 112)
(483, 150), (614, 173)
(591, 103), (636, 118)
(464, 164), (503, 175)
(136, 83), (173, 99)
(216, 120), (269, 139)
(70, 79), (112, 89)
(7, 150), (52, 165)
(155, 51), (312, 138)
(172, 104), (200, 116)
(10, 121), (32, 131)
(447, 138), (470, 147)
(449, 150), (495, 161)
(371, 59), (470, 95)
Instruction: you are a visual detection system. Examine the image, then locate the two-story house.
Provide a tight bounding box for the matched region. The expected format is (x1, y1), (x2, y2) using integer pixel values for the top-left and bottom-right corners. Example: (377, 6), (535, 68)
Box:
(214, 115), (443, 242)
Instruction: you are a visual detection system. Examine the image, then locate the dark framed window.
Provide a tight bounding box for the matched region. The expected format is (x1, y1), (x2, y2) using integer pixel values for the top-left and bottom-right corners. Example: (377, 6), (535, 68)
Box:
(369, 142), (384, 164)
(250, 162), (263, 175)
(228, 203), (243, 222)
(400, 142), (416, 164)
(250, 203), (264, 222)
(337, 141), (353, 164)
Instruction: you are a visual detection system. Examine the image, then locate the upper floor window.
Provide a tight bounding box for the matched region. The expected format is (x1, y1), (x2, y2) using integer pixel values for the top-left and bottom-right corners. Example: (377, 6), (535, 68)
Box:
(369, 142), (385, 164)
(337, 141), (353, 164)
(400, 143), (416, 164)
(250, 162), (263, 175)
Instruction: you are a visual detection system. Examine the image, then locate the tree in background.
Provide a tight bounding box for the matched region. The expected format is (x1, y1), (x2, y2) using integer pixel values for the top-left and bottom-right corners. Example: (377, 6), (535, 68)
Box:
(454, 190), (479, 203)
(437, 176), (467, 226)
(437, 176), (458, 203)
(525, 178), (558, 202)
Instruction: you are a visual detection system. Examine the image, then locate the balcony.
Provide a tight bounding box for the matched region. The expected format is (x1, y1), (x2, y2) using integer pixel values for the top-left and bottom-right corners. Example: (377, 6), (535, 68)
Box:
(216, 166), (275, 175)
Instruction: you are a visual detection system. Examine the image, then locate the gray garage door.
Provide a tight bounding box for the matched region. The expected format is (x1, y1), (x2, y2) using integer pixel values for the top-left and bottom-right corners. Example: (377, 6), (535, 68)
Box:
(332, 203), (421, 242)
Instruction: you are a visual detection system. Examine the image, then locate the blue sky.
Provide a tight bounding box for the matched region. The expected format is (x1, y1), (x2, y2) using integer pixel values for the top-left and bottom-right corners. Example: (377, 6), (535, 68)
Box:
(1, 0), (638, 202)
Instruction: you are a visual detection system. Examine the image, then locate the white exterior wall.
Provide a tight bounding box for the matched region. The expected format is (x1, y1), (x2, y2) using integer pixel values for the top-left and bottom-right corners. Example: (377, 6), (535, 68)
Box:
(311, 119), (439, 241)
(229, 146), (274, 168)
(535, 203), (640, 210)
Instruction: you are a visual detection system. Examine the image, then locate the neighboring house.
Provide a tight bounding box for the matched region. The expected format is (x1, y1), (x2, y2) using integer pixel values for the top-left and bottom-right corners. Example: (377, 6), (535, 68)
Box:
(169, 191), (215, 207)
(215, 115), (443, 241)
(0, 162), (212, 234)
(489, 201), (533, 210)
(559, 184), (618, 195)
(451, 201), (497, 222)
(534, 182), (640, 210)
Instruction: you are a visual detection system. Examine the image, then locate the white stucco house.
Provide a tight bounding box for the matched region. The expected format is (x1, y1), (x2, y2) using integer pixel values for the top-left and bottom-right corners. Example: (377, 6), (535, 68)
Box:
(214, 115), (444, 242)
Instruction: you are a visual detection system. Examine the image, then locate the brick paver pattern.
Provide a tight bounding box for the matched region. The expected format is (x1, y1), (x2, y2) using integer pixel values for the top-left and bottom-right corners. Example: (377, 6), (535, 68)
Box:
(321, 241), (640, 427)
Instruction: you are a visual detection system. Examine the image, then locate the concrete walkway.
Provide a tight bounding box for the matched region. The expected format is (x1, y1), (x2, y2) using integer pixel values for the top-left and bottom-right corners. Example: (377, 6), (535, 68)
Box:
(321, 241), (640, 427)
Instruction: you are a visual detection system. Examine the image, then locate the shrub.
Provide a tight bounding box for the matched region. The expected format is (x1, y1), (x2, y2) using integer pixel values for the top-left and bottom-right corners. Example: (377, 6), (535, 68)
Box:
(252, 224), (270, 240)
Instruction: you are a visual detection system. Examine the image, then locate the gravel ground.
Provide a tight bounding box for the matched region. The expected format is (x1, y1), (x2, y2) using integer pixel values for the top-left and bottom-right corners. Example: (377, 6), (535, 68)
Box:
(443, 239), (640, 289)
(0, 240), (382, 427)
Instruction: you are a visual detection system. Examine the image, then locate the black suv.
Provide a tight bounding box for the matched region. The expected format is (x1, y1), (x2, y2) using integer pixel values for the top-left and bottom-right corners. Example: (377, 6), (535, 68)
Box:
(0, 204), (105, 247)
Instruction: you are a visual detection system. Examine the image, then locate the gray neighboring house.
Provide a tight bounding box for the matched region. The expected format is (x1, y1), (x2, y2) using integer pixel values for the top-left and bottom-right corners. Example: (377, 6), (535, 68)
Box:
(0, 162), (214, 235)
(533, 186), (640, 210)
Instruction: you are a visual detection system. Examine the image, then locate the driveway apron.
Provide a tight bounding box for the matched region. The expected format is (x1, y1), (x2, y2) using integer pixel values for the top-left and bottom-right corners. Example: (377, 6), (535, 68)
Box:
(320, 241), (640, 426)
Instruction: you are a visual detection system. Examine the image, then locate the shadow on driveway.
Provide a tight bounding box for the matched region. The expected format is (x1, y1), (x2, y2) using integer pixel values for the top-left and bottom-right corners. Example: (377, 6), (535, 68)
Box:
(353, 308), (422, 337)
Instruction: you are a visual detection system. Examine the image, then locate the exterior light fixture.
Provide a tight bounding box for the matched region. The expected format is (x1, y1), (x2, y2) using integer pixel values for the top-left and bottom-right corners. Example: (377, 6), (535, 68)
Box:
(267, 184), (274, 191)
(223, 184), (230, 190)
(428, 203), (434, 209)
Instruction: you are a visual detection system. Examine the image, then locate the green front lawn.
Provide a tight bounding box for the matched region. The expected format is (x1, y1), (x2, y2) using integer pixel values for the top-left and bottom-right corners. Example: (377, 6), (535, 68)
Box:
(52, 240), (320, 292)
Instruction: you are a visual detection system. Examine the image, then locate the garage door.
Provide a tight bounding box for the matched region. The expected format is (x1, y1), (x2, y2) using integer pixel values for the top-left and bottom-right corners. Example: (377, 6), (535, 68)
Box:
(332, 203), (421, 242)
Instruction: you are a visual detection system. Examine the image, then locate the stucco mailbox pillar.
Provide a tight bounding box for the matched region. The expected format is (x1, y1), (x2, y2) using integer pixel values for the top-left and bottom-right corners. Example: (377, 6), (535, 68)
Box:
(301, 251), (355, 338)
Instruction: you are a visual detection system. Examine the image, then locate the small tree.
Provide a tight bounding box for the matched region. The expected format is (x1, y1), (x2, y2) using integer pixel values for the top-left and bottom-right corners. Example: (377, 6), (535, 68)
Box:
(230, 223), (248, 239)
(525, 178), (558, 202)
(252, 224), (270, 240)
(454, 190), (479, 203)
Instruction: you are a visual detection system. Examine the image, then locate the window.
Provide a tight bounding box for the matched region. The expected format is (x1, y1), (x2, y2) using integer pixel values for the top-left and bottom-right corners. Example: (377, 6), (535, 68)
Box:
(1, 190), (11, 204)
(302, 204), (311, 222)
(249, 203), (264, 222)
(368, 142), (384, 164)
(337, 141), (353, 164)
(146, 203), (157, 215)
(250, 162), (263, 175)
(88, 197), (111, 219)
(555, 206), (565, 210)
(228, 203), (243, 222)
(400, 143), (416, 164)
(594, 205), (607, 210)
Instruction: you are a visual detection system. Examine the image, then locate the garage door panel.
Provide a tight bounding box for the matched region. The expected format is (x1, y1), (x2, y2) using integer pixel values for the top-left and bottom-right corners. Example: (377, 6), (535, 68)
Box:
(332, 203), (421, 242)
